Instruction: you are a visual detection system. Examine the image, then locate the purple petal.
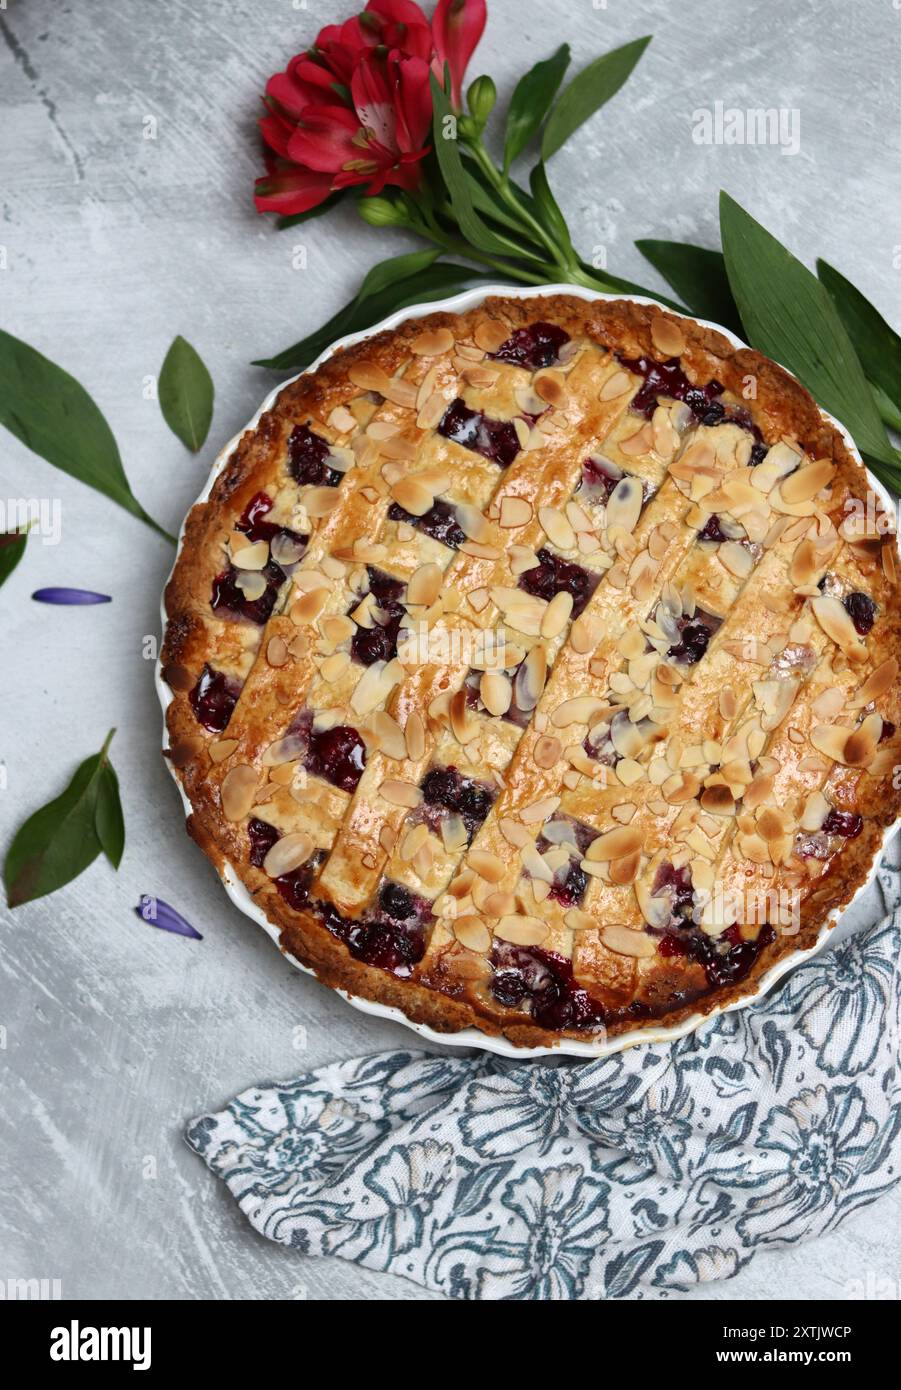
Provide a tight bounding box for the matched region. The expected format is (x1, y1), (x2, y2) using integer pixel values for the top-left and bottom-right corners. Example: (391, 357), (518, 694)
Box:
(134, 895), (203, 940)
(33, 587), (112, 605)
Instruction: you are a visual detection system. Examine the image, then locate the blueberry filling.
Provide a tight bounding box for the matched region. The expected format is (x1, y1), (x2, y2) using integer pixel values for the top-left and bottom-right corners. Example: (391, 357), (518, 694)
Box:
(288, 423), (342, 487)
(189, 665), (240, 732)
(658, 923), (776, 990)
(666, 612), (719, 666)
(247, 818), (321, 911)
(420, 765), (496, 841)
(350, 566), (406, 666)
(388, 498), (467, 550)
(518, 547), (599, 617)
(489, 321), (570, 370)
(881, 720), (896, 743)
(315, 888), (430, 976)
(821, 809), (863, 838)
(533, 819), (597, 908)
(843, 591), (877, 636)
(489, 943), (607, 1031)
(697, 514), (730, 543)
(652, 861), (695, 924)
(211, 559), (286, 625)
(306, 725), (367, 793)
(236, 491), (308, 552)
(438, 398), (521, 467)
(618, 355), (725, 419)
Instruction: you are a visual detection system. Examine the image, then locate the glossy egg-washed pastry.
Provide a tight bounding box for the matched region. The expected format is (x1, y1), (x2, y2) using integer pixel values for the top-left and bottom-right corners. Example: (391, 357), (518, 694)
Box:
(161, 294), (901, 1047)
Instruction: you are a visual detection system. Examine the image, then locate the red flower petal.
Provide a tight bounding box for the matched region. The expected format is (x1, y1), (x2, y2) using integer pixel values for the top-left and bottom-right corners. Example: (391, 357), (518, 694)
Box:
(287, 104), (361, 173)
(431, 0), (486, 107)
(253, 165), (335, 215)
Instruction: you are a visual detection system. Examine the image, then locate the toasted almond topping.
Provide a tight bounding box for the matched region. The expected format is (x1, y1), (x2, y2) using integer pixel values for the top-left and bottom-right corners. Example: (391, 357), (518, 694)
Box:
(221, 765), (258, 821)
(411, 327), (454, 356)
(620, 422), (653, 457)
(234, 570), (268, 601)
(533, 734), (562, 770)
(495, 914), (548, 946)
(498, 816), (531, 848)
(266, 635), (289, 668)
(351, 657), (402, 716)
(348, 360), (391, 394)
(564, 908), (596, 932)
(470, 849), (505, 884)
(499, 495), (533, 528)
(538, 505), (576, 551)
(450, 688), (478, 745)
(397, 824), (429, 863)
(473, 318), (509, 352)
(390, 477), (435, 516)
(514, 643), (548, 712)
(404, 710), (426, 761)
(520, 795), (561, 824)
(781, 457), (835, 504)
(454, 501), (490, 542)
(599, 370), (632, 402)
(551, 695), (609, 728)
(209, 738), (238, 764)
(534, 368), (566, 407)
(480, 670), (512, 717)
(263, 831), (313, 878)
(304, 486), (343, 519)
(851, 657), (898, 708)
(231, 538), (269, 570)
(719, 540), (754, 580)
(602, 922), (657, 958)
(454, 916), (492, 953)
(379, 778), (422, 808)
(650, 314), (685, 357)
(570, 612), (602, 655)
(460, 540), (502, 560)
(290, 588), (328, 625)
(800, 789), (830, 832)
(718, 687), (737, 720)
(406, 562), (442, 607)
(606, 476), (643, 534)
(811, 594), (862, 651)
(317, 650), (348, 683)
(585, 825), (643, 861)
(700, 783), (735, 816)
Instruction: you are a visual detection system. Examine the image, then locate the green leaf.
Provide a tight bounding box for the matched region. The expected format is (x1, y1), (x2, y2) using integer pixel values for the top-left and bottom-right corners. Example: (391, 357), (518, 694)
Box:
(529, 162), (574, 260)
(503, 44), (570, 172)
(253, 257), (490, 371)
(429, 72), (528, 260)
(574, 258), (687, 312)
(0, 330), (175, 542)
(817, 259), (901, 432)
(719, 193), (900, 481)
(0, 527), (28, 590)
(4, 729), (122, 908)
(541, 36), (652, 161)
(635, 239), (742, 335)
(94, 763), (125, 869)
(158, 336), (215, 452)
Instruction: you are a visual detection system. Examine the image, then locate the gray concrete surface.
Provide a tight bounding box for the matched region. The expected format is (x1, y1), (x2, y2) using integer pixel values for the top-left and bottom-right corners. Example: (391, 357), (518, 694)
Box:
(1, 0), (900, 1301)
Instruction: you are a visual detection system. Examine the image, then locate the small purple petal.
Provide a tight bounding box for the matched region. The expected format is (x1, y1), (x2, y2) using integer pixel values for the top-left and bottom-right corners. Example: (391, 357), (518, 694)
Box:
(33, 587), (112, 605)
(134, 895), (202, 940)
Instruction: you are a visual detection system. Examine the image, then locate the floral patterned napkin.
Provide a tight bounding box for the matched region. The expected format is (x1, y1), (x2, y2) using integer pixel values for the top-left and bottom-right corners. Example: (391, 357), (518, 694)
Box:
(187, 861), (901, 1300)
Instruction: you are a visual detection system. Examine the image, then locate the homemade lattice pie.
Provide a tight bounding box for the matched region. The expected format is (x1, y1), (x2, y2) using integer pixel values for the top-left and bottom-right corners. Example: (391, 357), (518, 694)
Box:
(162, 293), (901, 1047)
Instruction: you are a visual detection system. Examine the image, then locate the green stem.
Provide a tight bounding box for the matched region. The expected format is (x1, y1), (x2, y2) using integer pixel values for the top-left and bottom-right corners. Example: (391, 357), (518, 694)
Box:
(99, 727), (117, 762)
(465, 137), (574, 270)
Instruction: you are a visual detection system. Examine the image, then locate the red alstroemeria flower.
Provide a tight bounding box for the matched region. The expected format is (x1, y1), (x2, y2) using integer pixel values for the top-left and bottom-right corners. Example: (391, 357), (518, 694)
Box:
(254, 0), (487, 217)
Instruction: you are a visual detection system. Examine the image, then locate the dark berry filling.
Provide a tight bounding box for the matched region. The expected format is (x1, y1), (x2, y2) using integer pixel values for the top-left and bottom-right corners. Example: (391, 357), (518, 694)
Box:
(188, 665), (240, 732)
(388, 498), (467, 550)
(315, 890), (429, 976)
(843, 591), (877, 636)
(306, 725), (367, 793)
(618, 355), (724, 419)
(652, 861), (695, 924)
(420, 765), (496, 840)
(580, 455), (624, 501)
(489, 943), (607, 1031)
(288, 423), (341, 487)
(665, 609), (721, 666)
(658, 923), (775, 990)
(821, 809), (864, 839)
(438, 398), (521, 468)
(489, 321), (570, 370)
(750, 442), (769, 466)
(534, 820), (597, 908)
(518, 547), (599, 617)
(247, 818), (321, 911)
(236, 491), (307, 552)
(697, 514), (730, 543)
(211, 559), (286, 625)
(880, 720), (896, 743)
(350, 566), (406, 666)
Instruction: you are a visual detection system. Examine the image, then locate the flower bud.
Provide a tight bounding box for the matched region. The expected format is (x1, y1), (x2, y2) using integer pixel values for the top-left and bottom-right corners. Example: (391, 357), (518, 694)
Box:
(466, 74), (497, 129)
(358, 195), (407, 227)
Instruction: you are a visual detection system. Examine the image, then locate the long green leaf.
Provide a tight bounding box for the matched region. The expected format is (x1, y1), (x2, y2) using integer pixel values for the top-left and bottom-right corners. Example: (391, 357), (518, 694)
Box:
(430, 72), (526, 260)
(529, 162), (574, 260)
(719, 193), (900, 482)
(253, 258), (491, 371)
(817, 259), (901, 431)
(159, 335), (214, 452)
(4, 729), (122, 908)
(0, 528), (27, 590)
(0, 330), (174, 542)
(635, 239), (741, 334)
(541, 36), (652, 161)
(503, 44), (570, 172)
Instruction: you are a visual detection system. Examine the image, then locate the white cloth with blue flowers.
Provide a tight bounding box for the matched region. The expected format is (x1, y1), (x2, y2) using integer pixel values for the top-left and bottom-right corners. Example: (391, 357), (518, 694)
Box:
(187, 862), (901, 1300)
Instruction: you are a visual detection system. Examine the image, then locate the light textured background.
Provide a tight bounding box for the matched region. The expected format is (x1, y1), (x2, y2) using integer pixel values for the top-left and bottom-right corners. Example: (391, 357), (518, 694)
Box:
(1, 0), (900, 1301)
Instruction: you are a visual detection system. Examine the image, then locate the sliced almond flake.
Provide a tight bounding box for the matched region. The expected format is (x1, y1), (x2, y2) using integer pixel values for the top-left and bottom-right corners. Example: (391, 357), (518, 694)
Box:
(351, 657), (402, 716)
(266, 635), (290, 668)
(520, 794), (561, 824)
(606, 476), (643, 534)
(209, 738), (238, 764)
(480, 670), (512, 717)
(328, 405), (357, 432)
(318, 650), (348, 683)
(850, 658), (899, 709)
(407, 562), (443, 607)
(499, 495), (533, 528)
(781, 457), (835, 504)
(571, 612), (602, 655)
(441, 815), (468, 854)
(513, 417), (531, 449)
(650, 314), (686, 356)
(533, 734), (562, 770)
(460, 541), (502, 560)
(602, 923), (656, 958)
(615, 758), (644, 786)
(719, 540), (754, 580)
(369, 711), (405, 760)
(470, 849), (505, 884)
(620, 422), (653, 457)
(498, 816), (530, 848)
(509, 545), (540, 576)
(534, 368), (565, 407)
(599, 369), (631, 401)
(411, 327), (454, 356)
(473, 318), (509, 352)
(495, 915), (548, 946)
(221, 765), (258, 821)
(551, 696), (609, 728)
(585, 825), (643, 861)
(810, 594), (862, 651)
(235, 570), (267, 602)
(399, 823), (429, 863)
(453, 916), (492, 953)
(466, 586), (490, 614)
(538, 505), (576, 551)
(263, 832), (313, 879)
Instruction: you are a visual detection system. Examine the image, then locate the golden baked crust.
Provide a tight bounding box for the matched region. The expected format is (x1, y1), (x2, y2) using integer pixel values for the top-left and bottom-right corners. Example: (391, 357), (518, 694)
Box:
(161, 293), (901, 1047)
